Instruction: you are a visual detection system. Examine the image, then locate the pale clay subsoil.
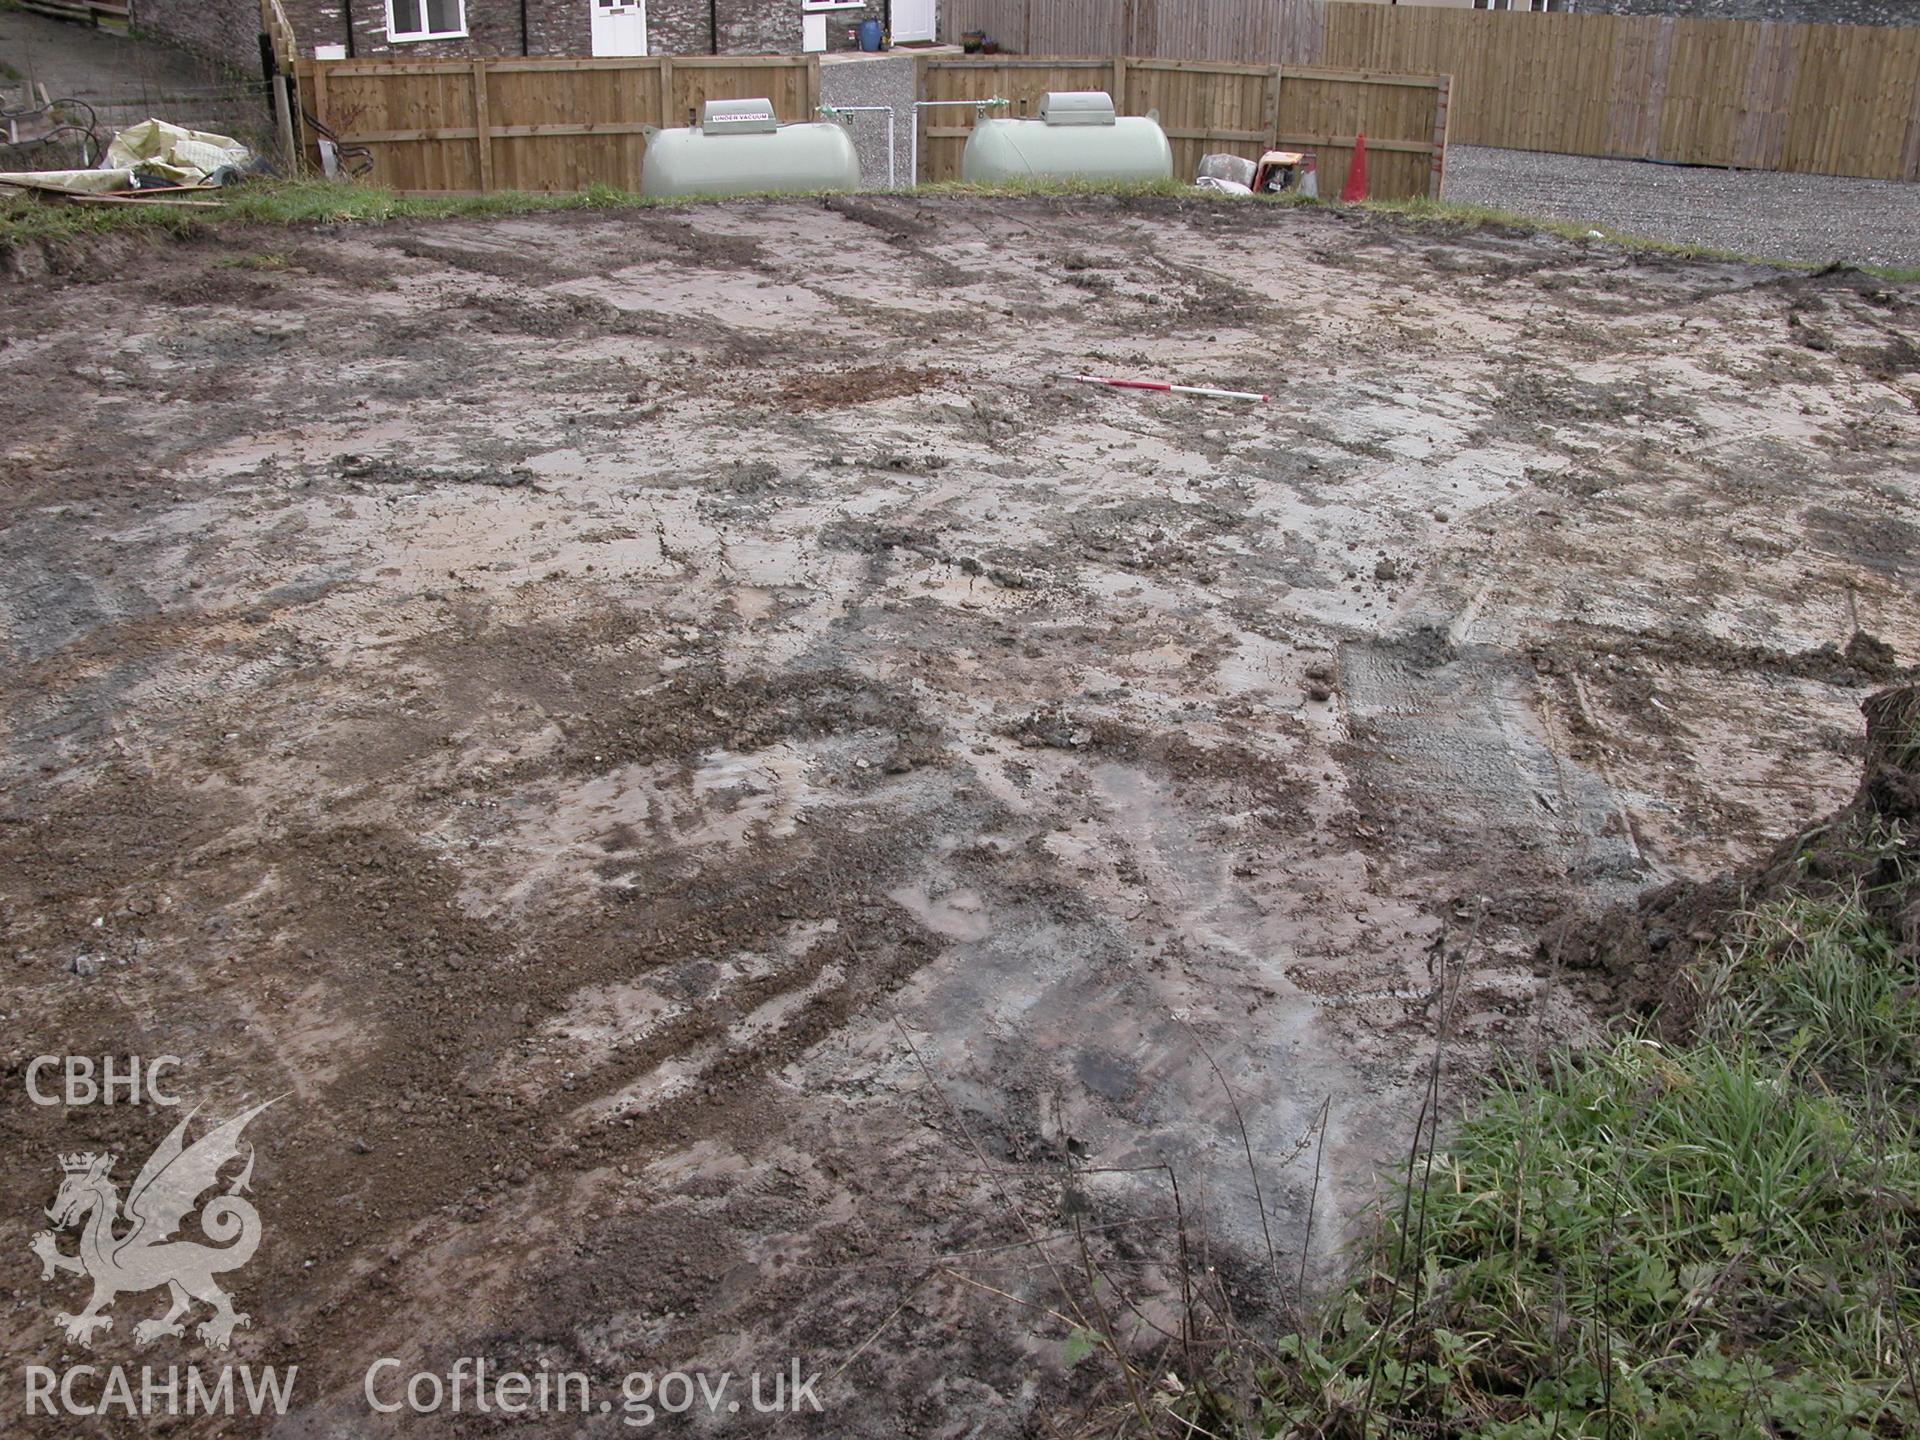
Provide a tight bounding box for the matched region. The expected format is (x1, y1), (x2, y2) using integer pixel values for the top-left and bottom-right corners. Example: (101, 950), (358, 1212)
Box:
(1, 195), (1916, 1436)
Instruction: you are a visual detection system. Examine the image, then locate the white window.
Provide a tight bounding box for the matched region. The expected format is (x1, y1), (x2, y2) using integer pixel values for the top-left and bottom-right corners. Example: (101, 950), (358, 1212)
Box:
(387, 0), (466, 42)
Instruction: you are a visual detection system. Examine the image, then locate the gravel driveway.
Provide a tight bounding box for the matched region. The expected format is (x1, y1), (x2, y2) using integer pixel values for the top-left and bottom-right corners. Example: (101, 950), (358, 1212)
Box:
(819, 52), (915, 190)
(1445, 146), (1920, 270)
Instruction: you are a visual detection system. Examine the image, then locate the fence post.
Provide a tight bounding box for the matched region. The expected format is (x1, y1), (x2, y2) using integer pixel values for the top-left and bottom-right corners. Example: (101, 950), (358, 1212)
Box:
(1264, 65), (1283, 154)
(1427, 72), (1449, 199)
(259, 32), (296, 171)
(1112, 53), (1127, 112)
(659, 56), (675, 129)
(471, 60), (494, 193)
(312, 62), (329, 139)
(272, 74), (297, 172)
(913, 55), (926, 184)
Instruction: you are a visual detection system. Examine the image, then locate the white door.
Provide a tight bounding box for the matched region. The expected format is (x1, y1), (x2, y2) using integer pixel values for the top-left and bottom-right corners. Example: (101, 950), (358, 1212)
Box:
(890, 0), (935, 43)
(590, 0), (647, 56)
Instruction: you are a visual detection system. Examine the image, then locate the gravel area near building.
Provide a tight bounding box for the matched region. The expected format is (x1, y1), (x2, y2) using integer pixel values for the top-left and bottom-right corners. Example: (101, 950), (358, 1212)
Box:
(818, 51), (915, 190)
(1446, 145), (1920, 270)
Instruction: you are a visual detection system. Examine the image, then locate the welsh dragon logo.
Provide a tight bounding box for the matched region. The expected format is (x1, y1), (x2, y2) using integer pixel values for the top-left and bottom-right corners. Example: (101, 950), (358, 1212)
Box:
(30, 1099), (276, 1349)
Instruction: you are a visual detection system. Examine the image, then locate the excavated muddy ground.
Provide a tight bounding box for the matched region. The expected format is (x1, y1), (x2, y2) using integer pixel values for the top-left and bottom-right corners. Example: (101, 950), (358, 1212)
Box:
(1, 195), (1916, 1437)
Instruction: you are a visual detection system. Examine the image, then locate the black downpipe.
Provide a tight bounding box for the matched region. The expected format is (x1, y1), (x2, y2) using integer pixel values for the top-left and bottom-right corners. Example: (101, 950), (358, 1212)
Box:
(522, 0), (530, 54)
(342, 0), (356, 58)
(709, 0), (720, 54)
(257, 32), (277, 126)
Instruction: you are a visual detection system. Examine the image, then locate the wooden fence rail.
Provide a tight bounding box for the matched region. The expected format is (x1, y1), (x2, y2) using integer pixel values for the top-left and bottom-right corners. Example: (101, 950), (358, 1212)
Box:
(947, 0), (1920, 182)
(918, 55), (1450, 201)
(298, 55), (820, 193)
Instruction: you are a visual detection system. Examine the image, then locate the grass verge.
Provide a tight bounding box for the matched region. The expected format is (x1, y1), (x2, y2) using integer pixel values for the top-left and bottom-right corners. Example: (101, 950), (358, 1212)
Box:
(1172, 789), (1920, 1434)
(0, 178), (664, 247)
(0, 175), (1189, 250)
(4, 176), (1913, 282)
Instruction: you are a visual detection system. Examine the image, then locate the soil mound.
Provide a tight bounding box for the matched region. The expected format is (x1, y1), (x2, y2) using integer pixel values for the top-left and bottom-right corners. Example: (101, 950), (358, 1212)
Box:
(1548, 684), (1920, 1032)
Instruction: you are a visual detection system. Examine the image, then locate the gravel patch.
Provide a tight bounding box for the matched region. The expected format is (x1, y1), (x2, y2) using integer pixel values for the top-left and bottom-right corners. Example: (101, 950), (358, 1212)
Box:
(818, 53), (914, 190)
(1579, 1), (1917, 24)
(1445, 146), (1920, 270)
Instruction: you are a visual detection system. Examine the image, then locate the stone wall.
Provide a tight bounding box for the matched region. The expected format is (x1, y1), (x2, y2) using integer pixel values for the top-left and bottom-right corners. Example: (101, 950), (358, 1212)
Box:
(133, 0), (263, 74)
(281, 0), (544, 58)
(643, 0), (803, 54)
(645, 0), (711, 54)
(280, 0), (813, 58)
(718, 0), (804, 52)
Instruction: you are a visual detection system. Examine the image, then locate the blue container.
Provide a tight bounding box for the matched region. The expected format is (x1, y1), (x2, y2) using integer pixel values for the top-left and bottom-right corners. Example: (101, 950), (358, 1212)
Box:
(857, 17), (882, 51)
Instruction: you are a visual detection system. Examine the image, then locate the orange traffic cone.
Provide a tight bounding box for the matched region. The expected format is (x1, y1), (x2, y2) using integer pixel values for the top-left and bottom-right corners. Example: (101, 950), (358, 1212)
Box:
(1340, 132), (1369, 203)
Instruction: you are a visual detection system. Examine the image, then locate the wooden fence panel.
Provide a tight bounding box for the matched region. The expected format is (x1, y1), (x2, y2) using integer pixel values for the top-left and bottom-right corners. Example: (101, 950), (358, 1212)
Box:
(312, 64), (483, 191)
(1604, 18), (1667, 161)
(484, 61), (660, 192)
(1654, 18), (1753, 167)
(1127, 58), (1276, 186)
(958, 0), (1118, 58)
(306, 55), (820, 193)
(956, 0), (1327, 66)
(1732, 23), (1794, 171)
(1826, 24), (1920, 182)
(946, 0), (1920, 181)
(915, 55), (1448, 200)
(1273, 68), (1445, 205)
(668, 55), (819, 133)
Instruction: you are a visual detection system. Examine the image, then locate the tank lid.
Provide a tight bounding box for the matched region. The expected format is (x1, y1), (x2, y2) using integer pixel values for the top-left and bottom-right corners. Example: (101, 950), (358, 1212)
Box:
(701, 98), (779, 135)
(1039, 91), (1117, 126)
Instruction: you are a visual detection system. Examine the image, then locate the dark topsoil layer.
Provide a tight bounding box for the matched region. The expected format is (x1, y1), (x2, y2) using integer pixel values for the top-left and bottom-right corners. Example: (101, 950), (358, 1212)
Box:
(1552, 684), (1920, 1031)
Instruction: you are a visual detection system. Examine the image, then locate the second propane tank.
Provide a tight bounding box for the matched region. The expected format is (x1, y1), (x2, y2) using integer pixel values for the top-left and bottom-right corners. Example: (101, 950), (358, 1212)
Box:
(641, 98), (861, 199)
(960, 91), (1173, 184)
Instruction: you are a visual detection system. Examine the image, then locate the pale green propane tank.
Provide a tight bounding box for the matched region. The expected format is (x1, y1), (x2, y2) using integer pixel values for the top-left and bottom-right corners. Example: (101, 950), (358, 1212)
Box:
(960, 91), (1173, 184)
(640, 98), (861, 199)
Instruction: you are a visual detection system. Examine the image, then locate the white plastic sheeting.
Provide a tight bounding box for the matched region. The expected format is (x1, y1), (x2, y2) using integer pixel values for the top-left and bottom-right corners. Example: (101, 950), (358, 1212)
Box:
(0, 119), (251, 197)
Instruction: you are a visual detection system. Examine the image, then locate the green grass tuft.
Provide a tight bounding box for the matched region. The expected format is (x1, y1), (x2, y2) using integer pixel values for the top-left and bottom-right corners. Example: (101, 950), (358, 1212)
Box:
(0, 178), (682, 252)
(1187, 822), (1920, 1439)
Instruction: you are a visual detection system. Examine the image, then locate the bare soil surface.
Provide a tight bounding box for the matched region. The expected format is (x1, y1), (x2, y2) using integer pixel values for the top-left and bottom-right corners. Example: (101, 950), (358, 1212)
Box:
(1, 195), (1916, 1437)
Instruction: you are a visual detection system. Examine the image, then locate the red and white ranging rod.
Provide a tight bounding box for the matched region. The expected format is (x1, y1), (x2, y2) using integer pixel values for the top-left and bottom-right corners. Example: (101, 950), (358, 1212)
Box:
(1072, 373), (1269, 403)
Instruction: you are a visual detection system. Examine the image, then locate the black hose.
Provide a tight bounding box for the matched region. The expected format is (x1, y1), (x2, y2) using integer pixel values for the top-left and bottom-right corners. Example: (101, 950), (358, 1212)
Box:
(300, 106), (375, 177)
(0, 97), (101, 167)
